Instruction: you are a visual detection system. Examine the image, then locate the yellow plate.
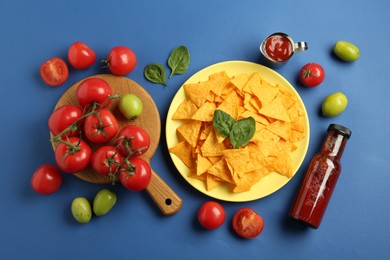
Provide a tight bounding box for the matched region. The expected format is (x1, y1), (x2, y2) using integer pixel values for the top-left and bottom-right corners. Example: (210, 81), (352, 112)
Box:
(166, 60), (310, 202)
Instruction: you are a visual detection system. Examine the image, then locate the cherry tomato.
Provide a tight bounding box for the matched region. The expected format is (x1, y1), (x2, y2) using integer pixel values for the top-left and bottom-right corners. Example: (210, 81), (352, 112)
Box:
(55, 137), (92, 174)
(76, 78), (112, 109)
(115, 125), (150, 157)
(299, 62), (325, 87)
(31, 164), (62, 195)
(68, 41), (96, 69)
(93, 189), (117, 216)
(197, 201), (226, 230)
(91, 146), (123, 175)
(333, 40), (360, 62)
(40, 57), (69, 87)
(119, 157), (151, 191)
(71, 197), (92, 224)
(232, 208), (264, 239)
(321, 92), (348, 117)
(106, 46), (137, 75)
(84, 109), (119, 143)
(48, 104), (84, 139)
(118, 94), (143, 120)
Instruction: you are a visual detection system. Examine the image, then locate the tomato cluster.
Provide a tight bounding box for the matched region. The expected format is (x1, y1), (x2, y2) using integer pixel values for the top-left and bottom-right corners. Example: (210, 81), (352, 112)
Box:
(40, 42), (137, 87)
(32, 77), (152, 194)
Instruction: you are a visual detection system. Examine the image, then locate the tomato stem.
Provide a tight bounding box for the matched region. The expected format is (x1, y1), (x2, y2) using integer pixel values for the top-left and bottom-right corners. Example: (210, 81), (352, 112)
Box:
(303, 69), (319, 78)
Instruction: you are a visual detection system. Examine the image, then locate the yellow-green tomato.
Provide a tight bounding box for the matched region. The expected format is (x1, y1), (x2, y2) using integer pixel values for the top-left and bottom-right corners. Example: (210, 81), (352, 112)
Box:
(93, 189), (117, 216)
(118, 94), (143, 120)
(333, 41), (360, 62)
(71, 197), (92, 224)
(322, 92), (348, 117)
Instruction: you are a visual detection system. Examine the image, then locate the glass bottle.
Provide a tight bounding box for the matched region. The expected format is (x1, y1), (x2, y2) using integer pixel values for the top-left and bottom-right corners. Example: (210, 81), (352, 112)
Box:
(289, 124), (352, 228)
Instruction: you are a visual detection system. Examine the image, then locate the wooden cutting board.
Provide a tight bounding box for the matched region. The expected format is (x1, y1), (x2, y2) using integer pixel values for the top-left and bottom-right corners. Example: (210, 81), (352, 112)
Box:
(51, 74), (182, 215)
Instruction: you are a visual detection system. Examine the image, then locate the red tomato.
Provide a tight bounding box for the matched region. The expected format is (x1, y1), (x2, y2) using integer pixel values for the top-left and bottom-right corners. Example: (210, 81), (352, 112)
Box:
(40, 57), (69, 87)
(119, 158), (151, 191)
(232, 208), (264, 239)
(31, 164), (62, 195)
(68, 41), (96, 70)
(76, 78), (112, 109)
(115, 125), (150, 157)
(84, 109), (118, 143)
(55, 137), (92, 174)
(91, 146), (123, 175)
(48, 104), (84, 139)
(106, 46), (137, 75)
(197, 201), (226, 230)
(299, 62), (325, 87)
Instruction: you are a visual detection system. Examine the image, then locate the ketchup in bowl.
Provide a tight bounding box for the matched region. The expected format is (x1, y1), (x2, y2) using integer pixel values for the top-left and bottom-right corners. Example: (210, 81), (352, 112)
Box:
(264, 34), (293, 62)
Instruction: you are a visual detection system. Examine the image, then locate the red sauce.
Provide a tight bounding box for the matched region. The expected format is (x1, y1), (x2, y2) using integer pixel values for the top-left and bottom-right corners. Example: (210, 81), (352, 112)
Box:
(264, 35), (293, 62)
(289, 124), (351, 228)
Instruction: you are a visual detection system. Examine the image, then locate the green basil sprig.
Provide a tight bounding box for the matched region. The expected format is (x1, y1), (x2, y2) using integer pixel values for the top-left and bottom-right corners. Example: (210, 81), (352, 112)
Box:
(229, 117), (256, 149)
(213, 109), (256, 149)
(212, 110), (235, 138)
(144, 64), (167, 87)
(168, 45), (190, 78)
(144, 45), (190, 87)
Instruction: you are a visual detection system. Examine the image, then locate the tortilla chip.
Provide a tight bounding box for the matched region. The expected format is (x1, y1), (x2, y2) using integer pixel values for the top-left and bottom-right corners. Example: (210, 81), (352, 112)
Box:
(196, 153), (213, 176)
(201, 129), (227, 157)
(246, 142), (267, 167)
(232, 168), (266, 193)
(216, 91), (239, 120)
(266, 150), (293, 178)
(191, 101), (216, 122)
(207, 158), (233, 183)
(223, 147), (256, 177)
(277, 91), (296, 110)
(183, 81), (213, 107)
(176, 120), (202, 147)
(252, 129), (280, 157)
(243, 93), (258, 112)
(169, 141), (195, 169)
(240, 110), (269, 126)
(288, 103), (306, 133)
(266, 120), (291, 140)
(242, 72), (262, 95)
(188, 170), (206, 181)
(209, 71), (231, 96)
(206, 173), (222, 191)
(258, 96), (291, 122)
(230, 73), (250, 93)
(251, 79), (279, 107)
(172, 99), (198, 120)
(199, 123), (212, 140)
(289, 129), (306, 143)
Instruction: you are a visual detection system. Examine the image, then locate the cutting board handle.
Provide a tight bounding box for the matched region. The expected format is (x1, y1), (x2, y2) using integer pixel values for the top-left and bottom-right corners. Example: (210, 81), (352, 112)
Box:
(146, 170), (183, 215)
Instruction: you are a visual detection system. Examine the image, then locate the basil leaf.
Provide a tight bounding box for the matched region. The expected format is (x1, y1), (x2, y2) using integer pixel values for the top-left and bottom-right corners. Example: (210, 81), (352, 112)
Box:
(229, 117), (256, 149)
(144, 64), (167, 86)
(213, 110), (235, 138)
(168, 45), (190, 78)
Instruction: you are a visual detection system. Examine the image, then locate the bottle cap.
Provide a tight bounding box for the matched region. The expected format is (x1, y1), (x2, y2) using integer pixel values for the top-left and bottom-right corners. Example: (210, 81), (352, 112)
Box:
(328, 124), (352, 139)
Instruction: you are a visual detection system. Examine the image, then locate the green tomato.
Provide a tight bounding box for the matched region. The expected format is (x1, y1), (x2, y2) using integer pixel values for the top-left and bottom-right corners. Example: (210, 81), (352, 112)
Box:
(71, 197), (92, 224)
(93, 189), (117, 216)
(118, 94), (143, 120)
(333, 41), (360, 62)
(322, 92), (348, 117)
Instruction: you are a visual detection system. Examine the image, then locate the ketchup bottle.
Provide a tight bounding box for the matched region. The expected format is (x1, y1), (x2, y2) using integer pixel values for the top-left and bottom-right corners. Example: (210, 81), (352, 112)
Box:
(289, 124), (351, 228)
